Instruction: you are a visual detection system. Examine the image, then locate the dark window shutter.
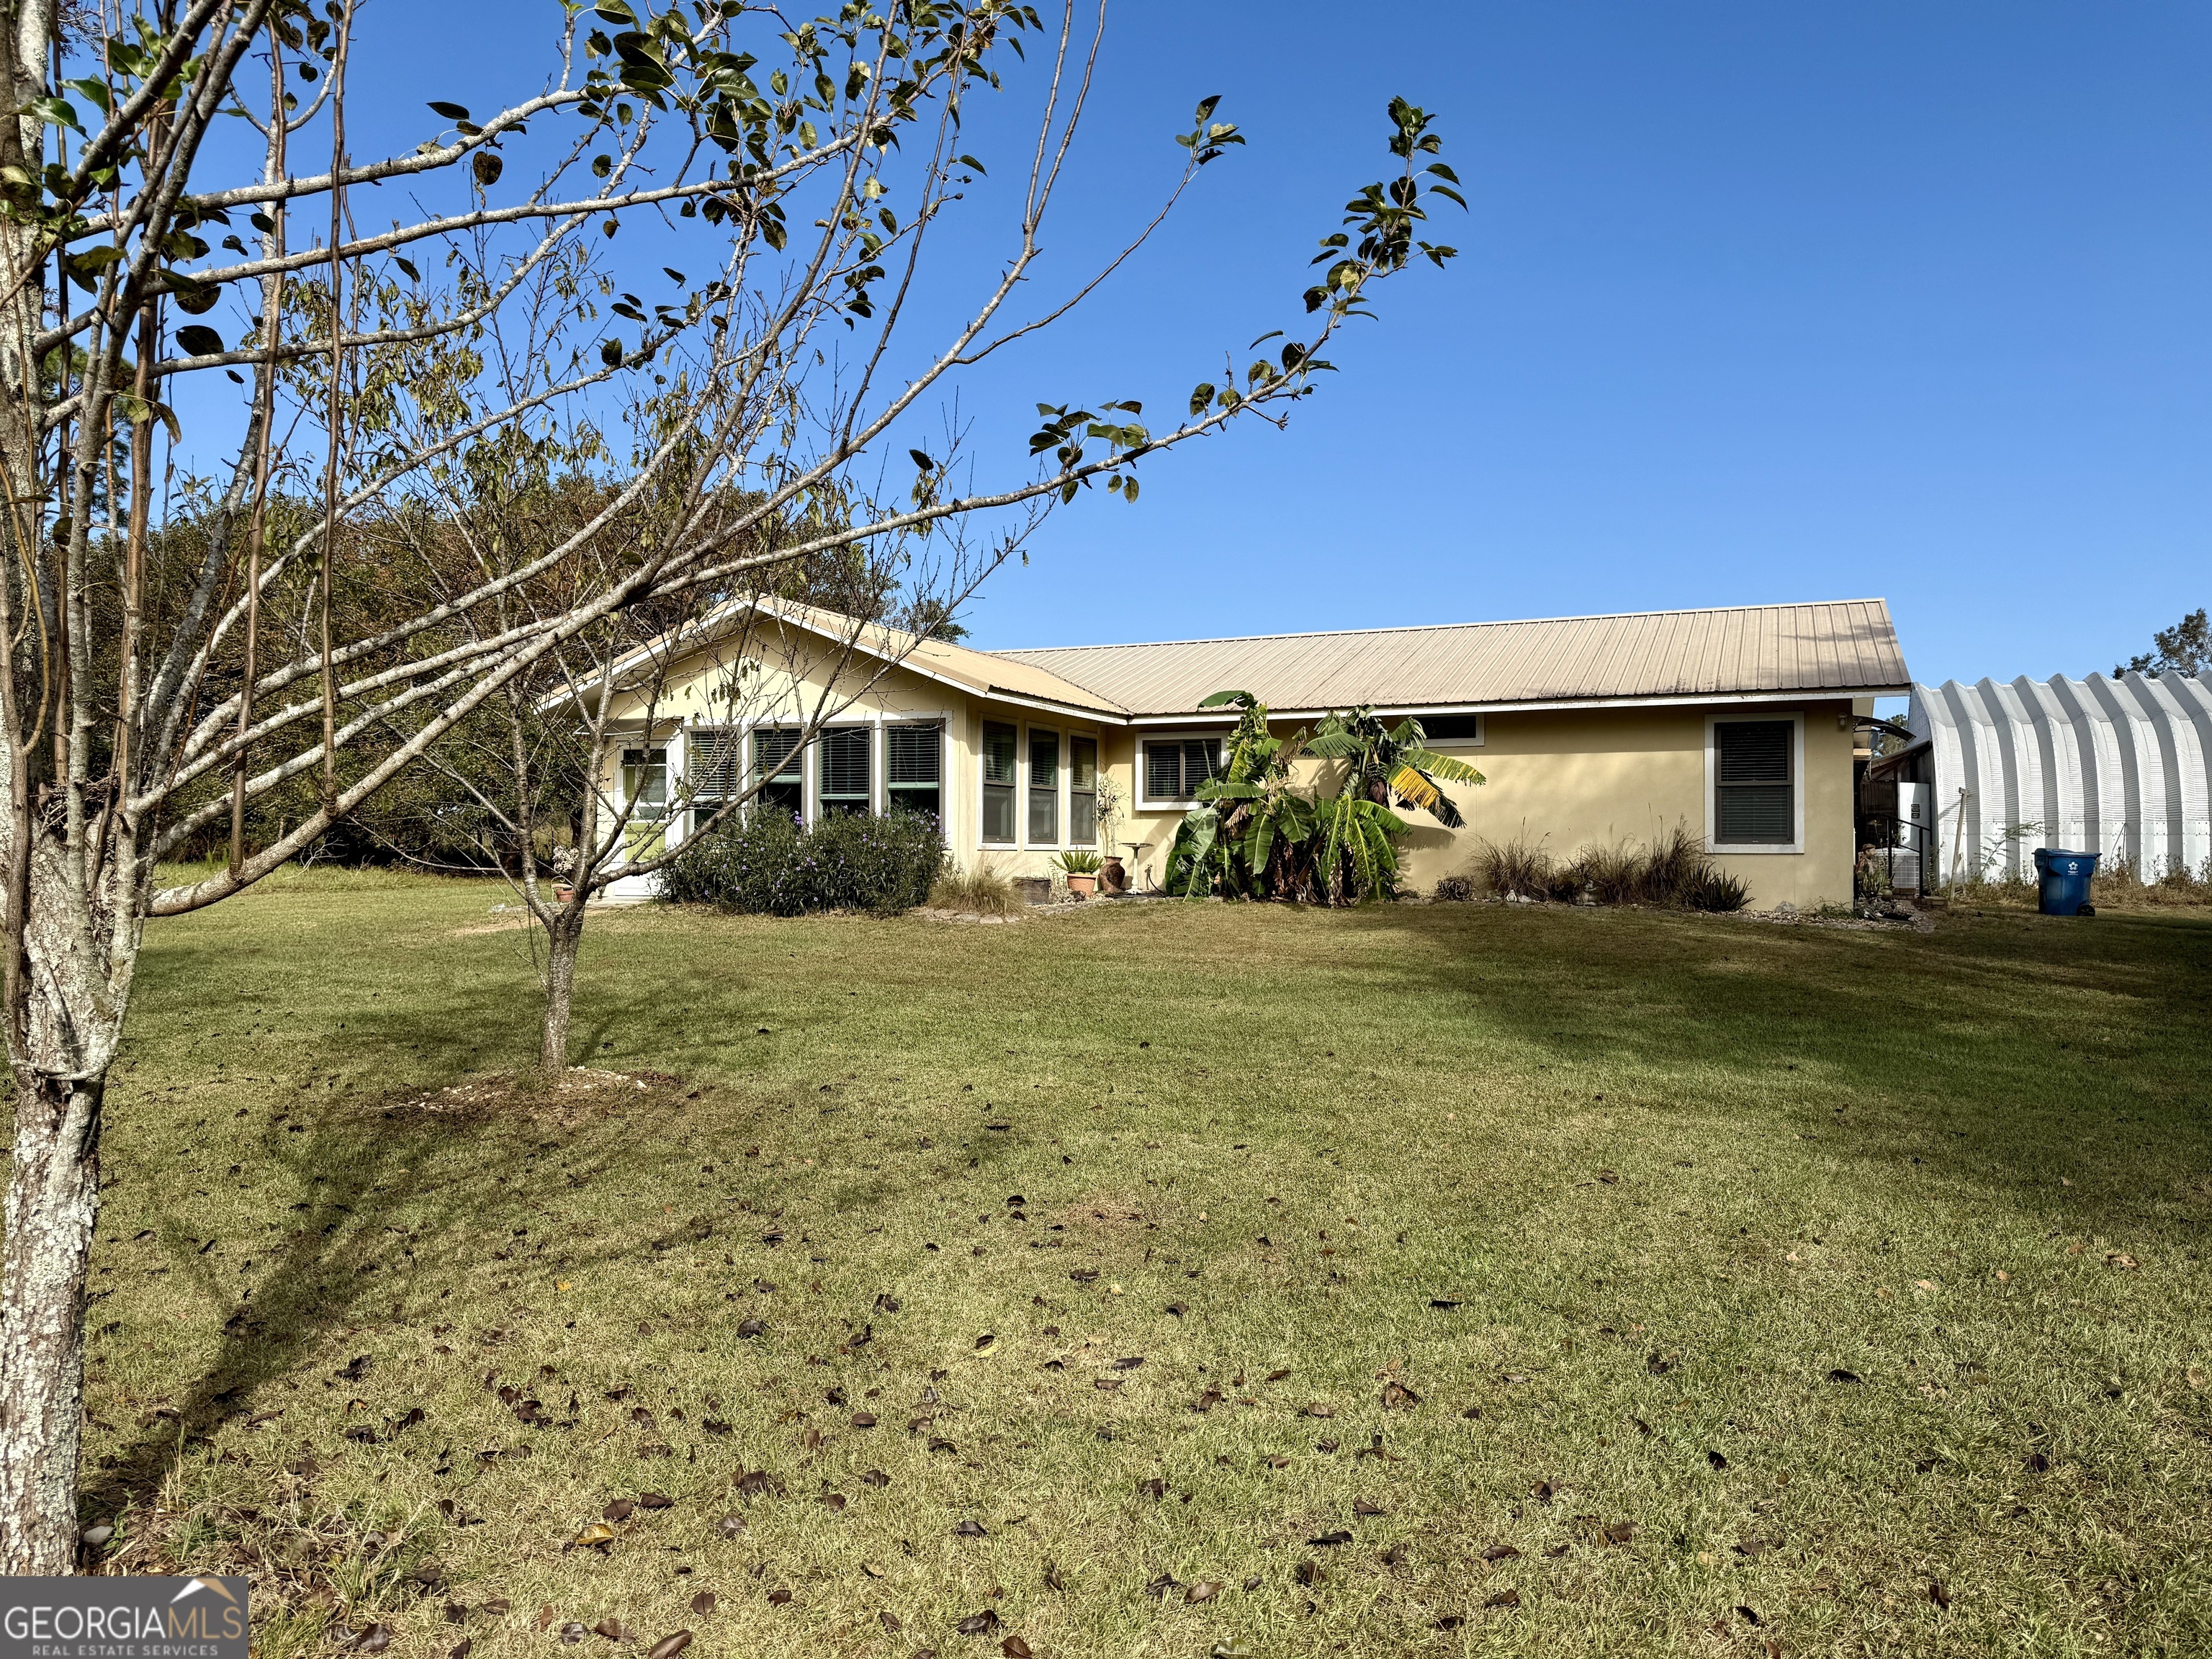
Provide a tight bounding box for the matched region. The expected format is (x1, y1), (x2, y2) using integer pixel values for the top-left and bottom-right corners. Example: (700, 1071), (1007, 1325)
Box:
(1714, 721), (1794, 843)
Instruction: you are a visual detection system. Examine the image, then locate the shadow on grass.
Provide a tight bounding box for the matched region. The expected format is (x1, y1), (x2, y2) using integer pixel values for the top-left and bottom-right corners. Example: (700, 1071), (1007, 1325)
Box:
(86, 1071), (670, 1521)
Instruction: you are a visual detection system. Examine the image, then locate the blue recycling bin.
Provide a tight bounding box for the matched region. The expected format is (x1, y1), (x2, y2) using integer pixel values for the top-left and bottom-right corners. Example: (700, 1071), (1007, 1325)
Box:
(2033, 848), (2098, 916)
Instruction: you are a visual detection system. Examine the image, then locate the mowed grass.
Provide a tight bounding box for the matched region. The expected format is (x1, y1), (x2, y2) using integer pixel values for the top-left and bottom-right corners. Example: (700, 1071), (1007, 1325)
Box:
(71, 873), (2212, 1658)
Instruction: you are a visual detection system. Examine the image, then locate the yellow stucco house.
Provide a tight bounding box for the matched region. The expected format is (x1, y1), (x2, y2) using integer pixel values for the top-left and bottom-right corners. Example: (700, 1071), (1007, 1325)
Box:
(600, 597), (1910, 910)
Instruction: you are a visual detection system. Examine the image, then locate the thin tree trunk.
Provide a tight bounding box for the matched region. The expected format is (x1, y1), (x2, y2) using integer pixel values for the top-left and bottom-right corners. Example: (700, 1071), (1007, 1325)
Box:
(540, 910), (580, 1077)
(0, 1073), (103, 1573)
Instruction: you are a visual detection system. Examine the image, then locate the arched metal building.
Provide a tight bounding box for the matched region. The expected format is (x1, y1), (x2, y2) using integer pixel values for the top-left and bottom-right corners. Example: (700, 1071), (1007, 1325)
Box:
(1907, 673), (2212, 884)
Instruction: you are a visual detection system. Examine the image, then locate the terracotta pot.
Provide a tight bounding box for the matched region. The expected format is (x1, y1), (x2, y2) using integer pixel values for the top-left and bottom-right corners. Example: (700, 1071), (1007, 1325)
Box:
(1099, 855), (1127, 895)
(1066, 871), (1097, 897)
(555, 884), (576, 904)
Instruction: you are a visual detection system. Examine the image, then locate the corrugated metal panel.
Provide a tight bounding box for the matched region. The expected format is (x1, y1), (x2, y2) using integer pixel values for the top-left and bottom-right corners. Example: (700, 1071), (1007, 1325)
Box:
(999, 599), (1908, 717)
(1908, 673), (2212, 883)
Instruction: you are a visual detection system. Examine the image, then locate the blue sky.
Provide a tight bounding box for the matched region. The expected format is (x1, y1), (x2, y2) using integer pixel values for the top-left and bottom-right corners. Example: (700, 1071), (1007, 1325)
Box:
(204, 1), (2212, 688)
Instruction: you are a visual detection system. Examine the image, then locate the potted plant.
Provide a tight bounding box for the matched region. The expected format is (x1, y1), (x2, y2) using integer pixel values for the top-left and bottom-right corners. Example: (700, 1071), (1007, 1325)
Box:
(1094, 774), (1126, 893)
(1053, 849), (1102, 897)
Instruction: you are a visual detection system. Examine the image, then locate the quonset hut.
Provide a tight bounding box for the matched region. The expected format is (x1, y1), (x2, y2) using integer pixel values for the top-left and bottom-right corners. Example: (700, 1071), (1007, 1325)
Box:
(1905, 673), (2212, 885)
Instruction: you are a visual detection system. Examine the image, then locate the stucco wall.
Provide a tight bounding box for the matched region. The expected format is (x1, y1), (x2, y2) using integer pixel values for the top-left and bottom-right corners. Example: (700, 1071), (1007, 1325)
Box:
(1101, 701), (1857, 910)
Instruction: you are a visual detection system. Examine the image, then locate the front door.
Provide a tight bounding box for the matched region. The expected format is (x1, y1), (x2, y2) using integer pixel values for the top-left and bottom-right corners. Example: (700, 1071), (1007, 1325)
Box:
(620, 747), (668, 862)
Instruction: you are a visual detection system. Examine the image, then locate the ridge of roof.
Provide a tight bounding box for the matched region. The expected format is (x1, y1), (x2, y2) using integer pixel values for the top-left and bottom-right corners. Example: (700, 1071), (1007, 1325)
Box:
(992, 597), (1894, 659)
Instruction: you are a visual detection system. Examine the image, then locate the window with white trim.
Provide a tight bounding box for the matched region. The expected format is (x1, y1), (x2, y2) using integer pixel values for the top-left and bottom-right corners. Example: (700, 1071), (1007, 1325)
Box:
(1028, 728), (1059, 844)
(1068, 736), (1098, 846)
(981, 720), (1017, 844)
(753, 726), (803, 822)
(817, 726), (872, 818)
(687, 729), (741, 837)
(1419, 713), (1484, 745)
(1141, 736), (1220, 806)
(887, 722), (943, 823)
(1713, 719), (1794, 845)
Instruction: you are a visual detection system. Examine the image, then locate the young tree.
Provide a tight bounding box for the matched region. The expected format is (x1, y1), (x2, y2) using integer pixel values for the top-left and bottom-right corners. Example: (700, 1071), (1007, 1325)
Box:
(0, 0), (1462, 1569)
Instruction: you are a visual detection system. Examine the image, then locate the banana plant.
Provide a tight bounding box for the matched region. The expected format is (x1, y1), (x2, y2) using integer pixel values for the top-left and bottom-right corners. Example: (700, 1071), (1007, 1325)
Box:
(1306, 706), (1485, 827)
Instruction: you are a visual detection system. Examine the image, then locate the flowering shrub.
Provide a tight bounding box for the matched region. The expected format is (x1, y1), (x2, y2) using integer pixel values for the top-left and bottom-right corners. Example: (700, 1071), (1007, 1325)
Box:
(660, 808), (945, 916)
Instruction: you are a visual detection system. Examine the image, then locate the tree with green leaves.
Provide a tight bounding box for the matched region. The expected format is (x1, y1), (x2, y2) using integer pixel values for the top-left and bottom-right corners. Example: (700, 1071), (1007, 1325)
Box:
(2116, 608), (2209, 678)
(0, 0), (1463, 1568)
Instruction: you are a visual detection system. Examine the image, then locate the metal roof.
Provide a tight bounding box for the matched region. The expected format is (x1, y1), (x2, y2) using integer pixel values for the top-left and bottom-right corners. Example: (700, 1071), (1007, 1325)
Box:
(997, 599), (1910, 719)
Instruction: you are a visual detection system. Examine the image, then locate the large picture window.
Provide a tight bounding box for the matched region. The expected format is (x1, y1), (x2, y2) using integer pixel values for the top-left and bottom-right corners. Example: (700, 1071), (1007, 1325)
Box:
(981, 721), (1017, 844)
(887, 722), (943, 823)
(1068, 735), (1098, 847)
(1028, 729), (1059, 845)
(818, 726), (873, 817)
(1712, 719), (1795, 846)
(753, 726), (804, 821)
(1141, 736), (1220, 805)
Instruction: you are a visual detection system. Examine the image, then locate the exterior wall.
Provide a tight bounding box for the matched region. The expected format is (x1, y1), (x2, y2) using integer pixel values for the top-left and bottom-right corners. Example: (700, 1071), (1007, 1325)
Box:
(1100, 701), (1857, 911)
(597, 627), (1856, 909)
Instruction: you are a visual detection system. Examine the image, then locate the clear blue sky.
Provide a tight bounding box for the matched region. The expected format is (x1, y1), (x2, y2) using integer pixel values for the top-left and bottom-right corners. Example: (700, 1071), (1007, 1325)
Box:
(245, 2), (2212, 687)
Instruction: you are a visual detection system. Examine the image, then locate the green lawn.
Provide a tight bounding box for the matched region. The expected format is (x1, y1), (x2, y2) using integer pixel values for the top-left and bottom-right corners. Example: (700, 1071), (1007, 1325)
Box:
(76, 874), (2212, 1657)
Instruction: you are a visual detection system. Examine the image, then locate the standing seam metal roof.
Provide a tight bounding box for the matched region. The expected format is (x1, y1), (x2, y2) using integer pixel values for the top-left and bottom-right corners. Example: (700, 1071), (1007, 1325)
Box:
(994, 599), (1907, 718)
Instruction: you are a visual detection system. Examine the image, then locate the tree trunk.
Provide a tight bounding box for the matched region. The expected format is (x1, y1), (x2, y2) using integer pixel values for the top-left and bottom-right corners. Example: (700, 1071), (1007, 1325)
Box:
(0, 1073), (103, 1573)
(539, 909), (583, 1078)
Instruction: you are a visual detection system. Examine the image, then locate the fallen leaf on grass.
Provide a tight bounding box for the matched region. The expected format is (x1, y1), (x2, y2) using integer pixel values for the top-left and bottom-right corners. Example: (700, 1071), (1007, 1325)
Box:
(449, 1642), (471, 1659)
(1429, 1298), (1462, 1309)
(645, 1635), (691, 1659)
(1185, 1581), (1221, 1604)
(1293, 1561), (1322, 1587)
(1433, 1614), (1465, 1630)
(1930, 1579), (1952, 1610)
(592, 1617), (636, 1642)
(1353, 1498), (1385, 1516)
(1138, 1478), (1166, 1501)
(1482, 1545), (1519, 1563)
(956, 1610), (1002, 1637)
(1602, 1521), (1638, 1545)
(861, 1468), (890, 1488)
(765, 1588), (791, 1606)
(570, 1524), (617, 1552)
(1306, 1530), (1352, 1547)
(953, 1519), (988, 1538)
(1265, 1368), (1290, 1382)
(1380, 1380), (1421, 1410)
(559, 1625), (585, 1646)
(1735, 1604), (1762, 1627)
(1305, 1403), (1335, 1419)
(1043, 1563), (1066, 1592)
(1000, 1639), (1033, 1659)
(1484, 1589), (1521, 1610)
(1828, 1369), (1862, 1385)
(688, 1592), (715, 1617)
(878, 1611), (902, 1633)
(1707, 1450), (1729, 1470)
(1111, 1356), (1144, 1371)
(716, 1514), (745, 1537)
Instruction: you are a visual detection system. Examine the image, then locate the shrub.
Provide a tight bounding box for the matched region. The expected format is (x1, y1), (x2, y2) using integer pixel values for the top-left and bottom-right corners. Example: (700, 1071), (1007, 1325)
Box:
(1464, 824), (1748, 912)
(928, 860), (1016, 917)
(660, 808), (945, 915)
(1431, 873), (1477, 902)
(1473, 833), (1563, 900)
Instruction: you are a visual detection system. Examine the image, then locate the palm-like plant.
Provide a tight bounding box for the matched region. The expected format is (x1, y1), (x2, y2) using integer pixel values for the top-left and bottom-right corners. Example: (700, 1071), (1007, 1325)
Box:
(1164, 694), (1485, 903)
(1306, 706), (1485, 827)
(1166, 691), (1317, 897)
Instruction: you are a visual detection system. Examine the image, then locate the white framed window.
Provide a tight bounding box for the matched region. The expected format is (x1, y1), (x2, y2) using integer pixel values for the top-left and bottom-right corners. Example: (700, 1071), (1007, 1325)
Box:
(980, 719), (1018, 845)
(752, 725), (804, 823)
(1027, 727), (1061, 845)
(1068, 735), (1099, 846)
(1139, 734), (1222, 809)
(887, 721), (943, 824)
(1417, 713), (1484, 746)
(1706, 713), (1803, 854)
(817, 725), (873, 818)
(685, 727), (742, 838)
